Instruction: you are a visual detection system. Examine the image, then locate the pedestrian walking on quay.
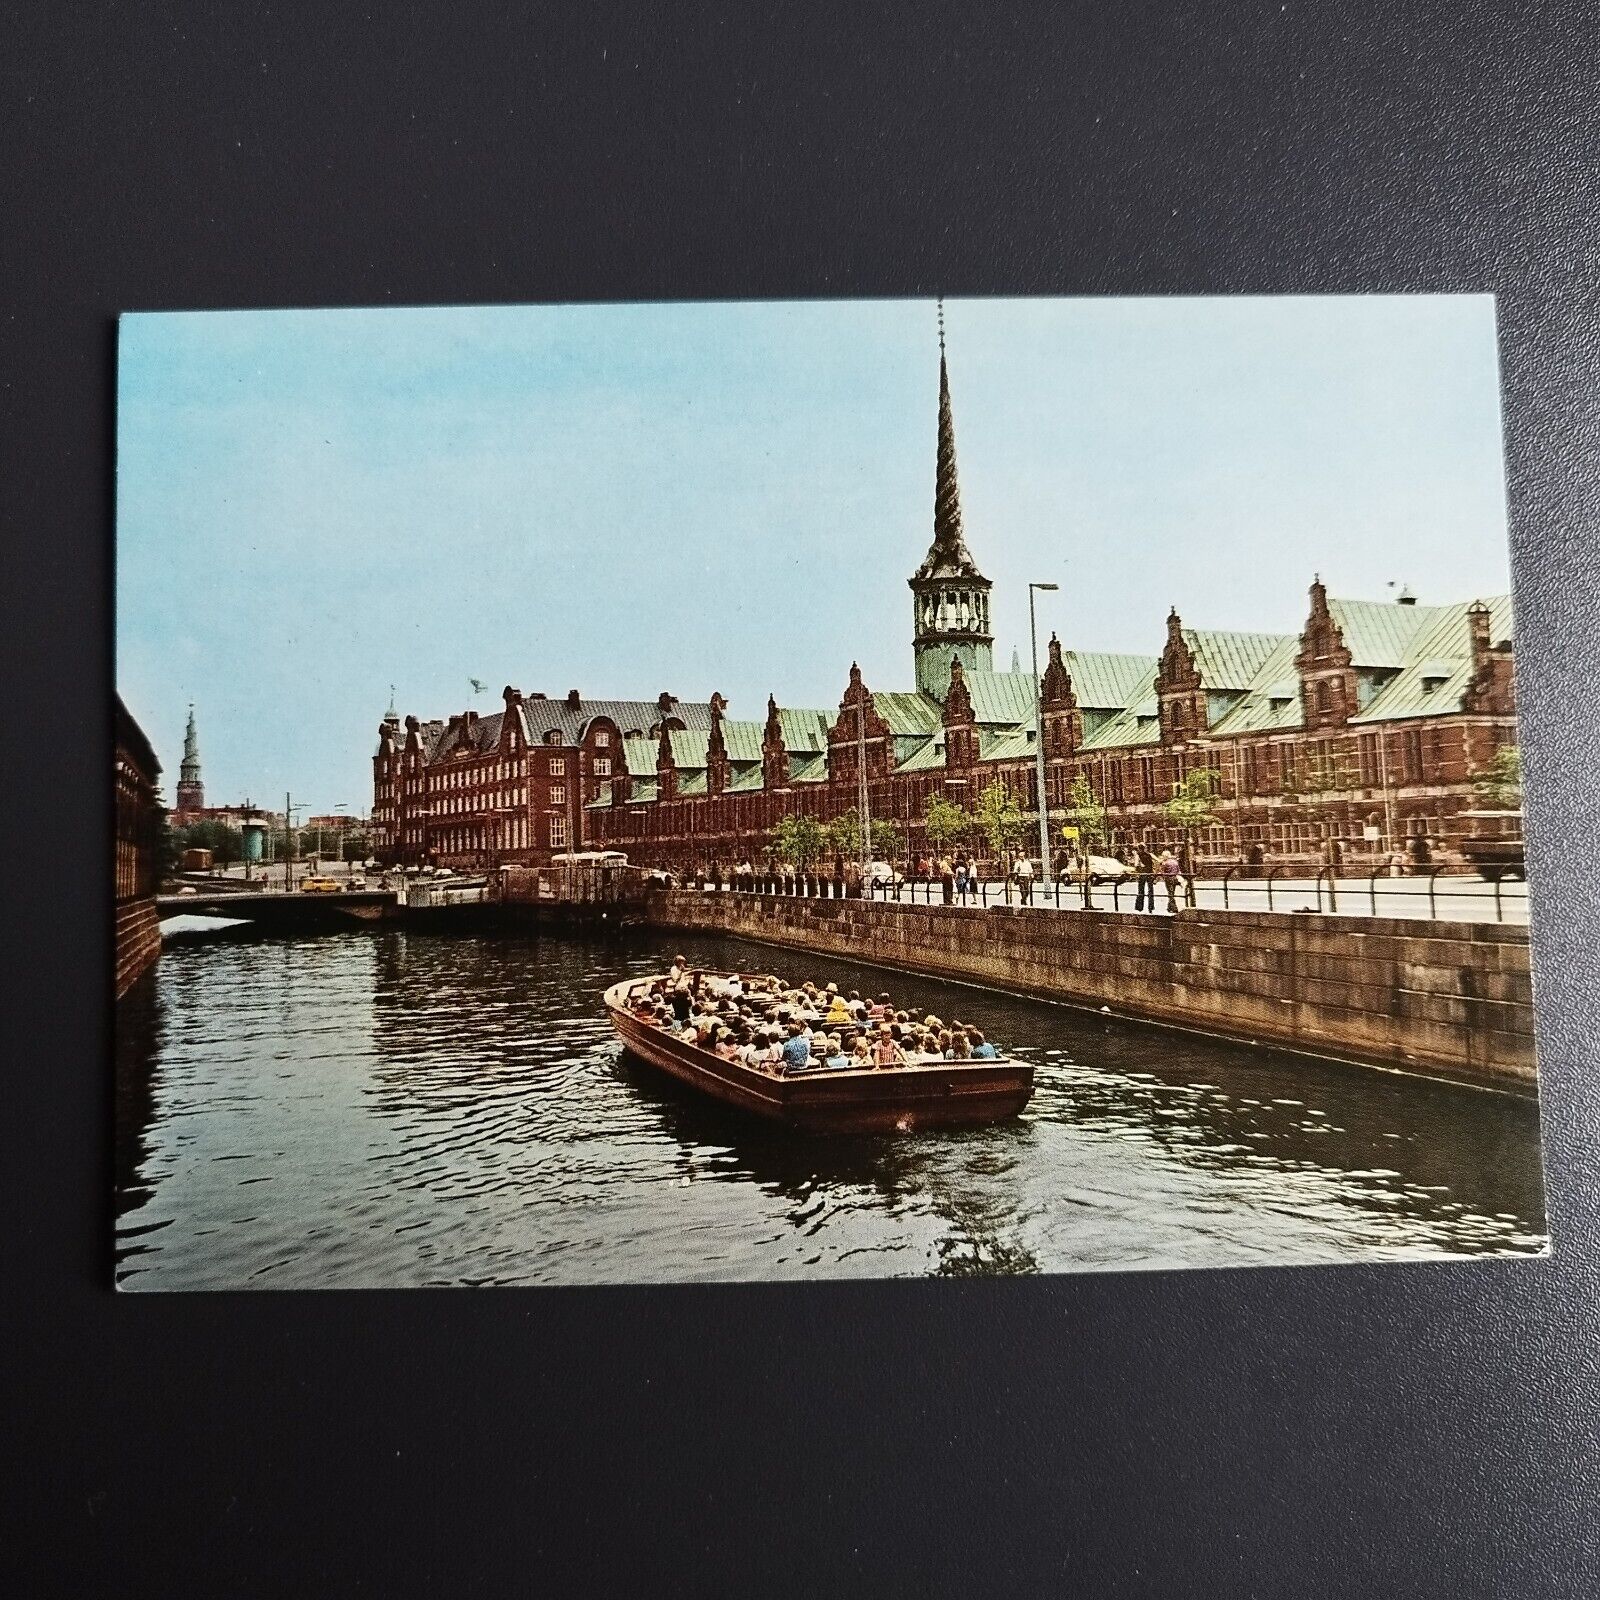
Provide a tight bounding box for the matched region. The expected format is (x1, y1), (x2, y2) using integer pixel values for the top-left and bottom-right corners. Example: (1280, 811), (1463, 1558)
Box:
(1134, 844), (1157, 913)
(1159, 847), (1182, 914)
(1014, 854), (1036, 905)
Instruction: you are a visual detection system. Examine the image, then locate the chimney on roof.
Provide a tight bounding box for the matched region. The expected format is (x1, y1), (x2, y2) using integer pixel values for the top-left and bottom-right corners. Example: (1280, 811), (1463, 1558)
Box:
(528, 692), (547, 700)
(566, 689), (581, 708)
(1397, 587), (1417, 605)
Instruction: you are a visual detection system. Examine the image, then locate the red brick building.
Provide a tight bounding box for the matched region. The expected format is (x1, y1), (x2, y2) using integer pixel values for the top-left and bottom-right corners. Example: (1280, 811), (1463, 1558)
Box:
(374, 324), (1519, 875)
(115, 697), (163, 998)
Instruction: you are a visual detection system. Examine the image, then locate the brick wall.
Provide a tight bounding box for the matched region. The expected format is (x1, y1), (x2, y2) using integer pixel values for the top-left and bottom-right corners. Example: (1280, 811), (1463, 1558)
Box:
(115, 898), (161, 1001)
(648, 894), (1537, 1091)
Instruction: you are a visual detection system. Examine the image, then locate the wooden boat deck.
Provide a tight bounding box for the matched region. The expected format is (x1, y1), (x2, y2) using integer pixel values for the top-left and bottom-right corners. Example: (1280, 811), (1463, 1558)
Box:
(604, 974), (1034, 1134)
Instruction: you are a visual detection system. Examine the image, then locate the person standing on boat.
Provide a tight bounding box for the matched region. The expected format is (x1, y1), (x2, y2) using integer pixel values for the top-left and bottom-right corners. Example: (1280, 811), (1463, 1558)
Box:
(668, 957), (693, 1023)
(872, 1025), (904, 1068)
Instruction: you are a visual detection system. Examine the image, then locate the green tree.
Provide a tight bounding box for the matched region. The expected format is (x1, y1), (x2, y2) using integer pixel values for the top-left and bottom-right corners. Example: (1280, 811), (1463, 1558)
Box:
(974, 780), (1029, 868)
(173, 817), (244, 868)
(923, 793), (972, 855)
(1060, 772), (1109, 906)
(827, 809), (904, 864)
(1470, 745), (1522, 810)
(1060, 773), (1107, 852)
(773, 812), (829, 871)
(1163, 767), (1223, 899)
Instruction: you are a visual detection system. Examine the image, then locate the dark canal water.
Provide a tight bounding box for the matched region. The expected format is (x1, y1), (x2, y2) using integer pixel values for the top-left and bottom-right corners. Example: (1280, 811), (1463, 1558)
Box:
(115, 928), (1548, 1289)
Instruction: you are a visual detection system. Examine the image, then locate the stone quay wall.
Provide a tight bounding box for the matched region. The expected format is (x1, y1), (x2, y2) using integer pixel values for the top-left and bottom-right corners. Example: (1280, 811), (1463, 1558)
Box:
(648, 893), (1537, 1092)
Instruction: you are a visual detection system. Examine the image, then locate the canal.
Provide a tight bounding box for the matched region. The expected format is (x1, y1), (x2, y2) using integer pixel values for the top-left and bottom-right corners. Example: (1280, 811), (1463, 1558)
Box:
(115, 928), (1549, 1289)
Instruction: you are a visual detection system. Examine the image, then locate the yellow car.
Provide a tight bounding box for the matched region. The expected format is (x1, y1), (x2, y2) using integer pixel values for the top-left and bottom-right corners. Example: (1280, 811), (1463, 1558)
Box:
(300, 876), (341, 894)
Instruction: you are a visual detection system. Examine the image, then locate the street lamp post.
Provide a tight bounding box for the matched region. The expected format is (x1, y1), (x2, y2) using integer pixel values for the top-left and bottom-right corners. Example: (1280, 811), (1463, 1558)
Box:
(1028, 582), (1059, 890)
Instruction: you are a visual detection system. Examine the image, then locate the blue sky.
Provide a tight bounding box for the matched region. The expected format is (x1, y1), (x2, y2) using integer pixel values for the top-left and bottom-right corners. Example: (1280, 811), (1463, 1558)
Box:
(117, 296), (1512, 814)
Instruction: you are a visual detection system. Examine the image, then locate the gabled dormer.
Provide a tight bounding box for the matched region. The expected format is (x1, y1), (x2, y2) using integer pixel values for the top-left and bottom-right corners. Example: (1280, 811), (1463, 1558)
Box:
(706, 692), (730, 795)
(655, 719), (677, 800)
(1156, 609), (1208, 745)
(762, 695), (789, 790)
(942, 657), (978, 770)
(1460, 602), (1516, 716)
(1039, 633), (1083, 757)
(827, 663), (894, 785)
(1295, 578), (1358, 728)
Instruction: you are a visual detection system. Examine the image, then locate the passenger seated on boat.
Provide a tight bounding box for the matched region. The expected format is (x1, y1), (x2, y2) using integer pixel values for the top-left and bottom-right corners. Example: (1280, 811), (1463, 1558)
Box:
(847, 990), (867, 1019)
(872, 1025), (905, 1068)
(823, 1035), (852, 1070)
(780, 1024), (813, 1073)
(824, 994), (853, 1027)
(868, 994), (893, 1020)
(850, 1034), (873, 1067)
(948, 1030), (972, 1060)
(969, 1031), (997, 1059)
(714, 1030), (742, 1062)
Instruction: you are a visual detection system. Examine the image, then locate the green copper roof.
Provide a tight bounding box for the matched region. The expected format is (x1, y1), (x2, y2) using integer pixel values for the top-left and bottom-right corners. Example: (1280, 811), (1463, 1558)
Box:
(979, 726), (1036, 762)
(1066, 650), (1159, 711)
(724, 762), (767, 793)
(1186, 630), (1290, 692)
(777, 708), (831, 753)
(1352, 595), (1512, 722)
(893, 735), (947, 773)
(622, 735), (658, 776)
(721, 719), (765, 763)
(870, 691), (944, 735)
(960, 669), (1037, 725)
(668, 729), (710, 769)
(1205, 636), (1305, 736)
(789, 753), (829, 784)
(1328, 598), (1443, 669)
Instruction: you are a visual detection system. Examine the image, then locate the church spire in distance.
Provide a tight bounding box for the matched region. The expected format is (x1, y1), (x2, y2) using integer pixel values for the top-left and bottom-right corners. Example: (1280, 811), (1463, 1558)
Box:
(176, 703), (205, 813)
(909, 299), (994, 702)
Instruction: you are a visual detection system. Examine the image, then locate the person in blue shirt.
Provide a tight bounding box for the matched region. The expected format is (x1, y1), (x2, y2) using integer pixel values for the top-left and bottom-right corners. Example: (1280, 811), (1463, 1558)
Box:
(968, 1030), (998, 1059)
(780, 1024), (813, 1073)
(824, 1035), (852, 1070)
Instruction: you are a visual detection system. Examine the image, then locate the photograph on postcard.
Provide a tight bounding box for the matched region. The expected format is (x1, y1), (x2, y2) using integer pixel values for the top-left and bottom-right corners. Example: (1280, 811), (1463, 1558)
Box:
(114, 296), (1546, 1288)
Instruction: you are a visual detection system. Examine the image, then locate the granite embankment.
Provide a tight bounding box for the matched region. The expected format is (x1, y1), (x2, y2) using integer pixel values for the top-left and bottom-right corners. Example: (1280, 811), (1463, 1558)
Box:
(648, 892), (1537, 1092)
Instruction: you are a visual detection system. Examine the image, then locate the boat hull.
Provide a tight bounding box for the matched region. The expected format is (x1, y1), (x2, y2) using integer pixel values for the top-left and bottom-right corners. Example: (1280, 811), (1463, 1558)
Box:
(605, 978), (1034, 1134)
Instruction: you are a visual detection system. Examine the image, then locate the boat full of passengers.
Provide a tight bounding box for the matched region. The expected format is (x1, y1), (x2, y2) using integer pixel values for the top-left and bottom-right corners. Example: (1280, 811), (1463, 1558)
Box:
(603, 965), (1034, 1134)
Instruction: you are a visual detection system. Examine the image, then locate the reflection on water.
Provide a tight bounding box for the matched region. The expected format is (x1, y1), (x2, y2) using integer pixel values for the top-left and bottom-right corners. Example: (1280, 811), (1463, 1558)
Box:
(114, 929), (1548, 1289)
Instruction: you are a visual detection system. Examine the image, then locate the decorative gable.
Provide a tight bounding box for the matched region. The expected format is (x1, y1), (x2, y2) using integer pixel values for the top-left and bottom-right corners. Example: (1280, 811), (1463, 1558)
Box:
(1295, 578), (1357, 728)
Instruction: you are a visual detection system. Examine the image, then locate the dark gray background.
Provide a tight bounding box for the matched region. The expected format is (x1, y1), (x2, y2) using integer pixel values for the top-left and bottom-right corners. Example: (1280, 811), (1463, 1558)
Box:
(5, 3), (1597, 1594)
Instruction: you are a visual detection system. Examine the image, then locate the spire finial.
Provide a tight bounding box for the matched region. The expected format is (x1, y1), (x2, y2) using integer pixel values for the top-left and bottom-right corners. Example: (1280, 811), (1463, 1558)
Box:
(937, 297), (945, 354)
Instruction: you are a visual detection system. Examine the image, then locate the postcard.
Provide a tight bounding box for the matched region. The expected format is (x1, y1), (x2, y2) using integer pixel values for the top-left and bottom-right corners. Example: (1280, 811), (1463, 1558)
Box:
(114, 296), (1545, 1288)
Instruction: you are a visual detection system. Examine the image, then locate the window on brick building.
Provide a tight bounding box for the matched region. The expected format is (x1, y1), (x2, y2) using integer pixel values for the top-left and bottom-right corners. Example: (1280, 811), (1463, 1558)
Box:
(549, 757), (566, 777)
(595, 758), (611, 777)
(550, 785), (566, 806)
(594, 730), (610, 748)
(1401, 728), (1424, 784)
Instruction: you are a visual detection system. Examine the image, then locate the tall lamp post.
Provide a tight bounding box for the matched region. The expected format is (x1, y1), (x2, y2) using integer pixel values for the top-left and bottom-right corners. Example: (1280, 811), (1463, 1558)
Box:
(1028, 581), (1059, 887)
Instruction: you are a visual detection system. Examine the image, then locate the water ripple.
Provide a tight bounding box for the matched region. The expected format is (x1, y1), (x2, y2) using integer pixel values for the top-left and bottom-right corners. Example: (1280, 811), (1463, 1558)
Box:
(114, 928), (1549, 1289)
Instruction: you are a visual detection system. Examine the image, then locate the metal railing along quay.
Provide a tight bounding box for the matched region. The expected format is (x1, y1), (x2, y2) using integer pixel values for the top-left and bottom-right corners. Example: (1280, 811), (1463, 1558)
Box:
(679, 861), (1529, 925)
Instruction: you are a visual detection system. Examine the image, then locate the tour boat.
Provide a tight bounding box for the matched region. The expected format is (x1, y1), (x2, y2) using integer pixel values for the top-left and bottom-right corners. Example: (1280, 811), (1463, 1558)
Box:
(603, 973), (1034, 1134)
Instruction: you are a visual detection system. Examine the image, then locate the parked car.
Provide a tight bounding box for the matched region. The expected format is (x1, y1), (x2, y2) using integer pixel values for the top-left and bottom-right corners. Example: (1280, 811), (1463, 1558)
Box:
(1057, 854), (1134, 886)
(864, 860), (904, 887)
(346, 876), (367, 891)
(300, 876), (341, 894)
